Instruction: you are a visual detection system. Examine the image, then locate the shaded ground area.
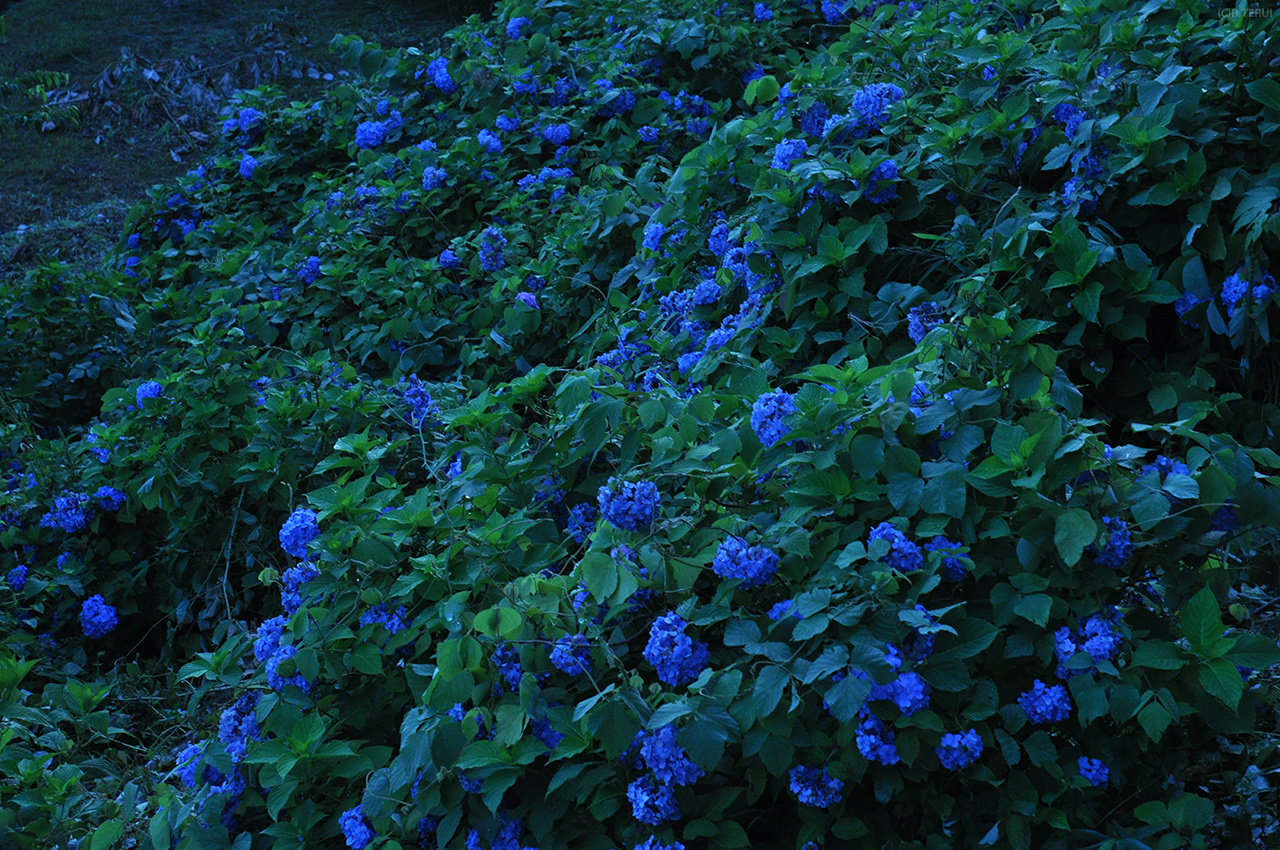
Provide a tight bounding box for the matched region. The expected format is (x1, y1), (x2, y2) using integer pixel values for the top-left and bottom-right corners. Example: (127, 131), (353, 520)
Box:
(0, 0), (490, 278)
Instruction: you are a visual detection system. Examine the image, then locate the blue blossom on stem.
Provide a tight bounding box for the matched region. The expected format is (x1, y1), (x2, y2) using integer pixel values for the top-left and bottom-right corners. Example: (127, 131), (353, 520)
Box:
(936, 728), (983, 769)
(597, 478), (661, 530)
(279, 508), (321, 559)
(81, 595), (117, 638)
(788, 765), (843, 807)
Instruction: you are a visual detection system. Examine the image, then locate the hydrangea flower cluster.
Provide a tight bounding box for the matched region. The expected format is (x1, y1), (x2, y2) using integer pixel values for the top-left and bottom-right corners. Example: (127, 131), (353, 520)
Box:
(868, 522), (924, 572)
(1019, 679), (1073, 724)
(477, 129), (503, 154)
(635, 839), (685, 850)
(754, 2), (773, 21)
(439, 248), (461, 269)
(281, 562), (320, 614)
(1051, 103), (1086, 139)
(644, 612), (710, 686)
(866, 159), (899, 204)
(491, 641), (523, 695)
(480, 226), (507, 272)
(339, 806), (376, 849)
(359, 603), (409, 637)
(80, 594), (118, 638)
(93, 486), (126, 511)
(7, 564), (27, 591)
(279, 508), (321, 559)
(936, 728), (983, 769)
(1079, 756), (1109, 786)
(422, 166), (448, 191)
(40, 492), (94, 533)
(355, 121), (386, 149)
(550, 633), (593, 675)
(1090, 515), (1133, 569)
(768, 599), (802, 620)
(506, 16), (530, 38)
(771, 138), (809, 170)
(136, 380), (164, 406)
(627, 725), (703, 824)
(427, 57), (456, 93)
(597, 478), (661, 530)
(542, 123), (571, 145)
(567, 503), (597, 543)
(1055, 609), (1124, 676)
(218, 693), (261, 762)
(515, 291), (539, 309)
(532, 714), (565, 749)
(907, 301), (943, 344)
(788, 764), (843, 807)
(924, 536), (969, 581)
(711, 536), (779, 588)
(398, 375), (441, 427)
(266, 644), (311, 694)
(855, 715), (900, 764)
(253, 615), (287, 663)
(751, 390), (797, 447)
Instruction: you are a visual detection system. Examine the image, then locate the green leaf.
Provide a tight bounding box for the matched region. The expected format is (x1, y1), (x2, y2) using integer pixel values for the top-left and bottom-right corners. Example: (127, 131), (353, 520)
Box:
(825, 672), (873, 722)
(750, 666), (789, 719)
(1224, 634), (1280, 669)
(1013, 594), (1053, 628)
(1130, 640), (1186, 670)
(1137, 701), (1172, 742)
(90, 819), (124, 850)
(581, 552), (619, 602)
(1247, 78), (1280, 113)
(149, 809), (172, 850)
(1054, 508), (1097, 567)
(1180, 586), (1228, 657)
(1199, 658), (1244, 710)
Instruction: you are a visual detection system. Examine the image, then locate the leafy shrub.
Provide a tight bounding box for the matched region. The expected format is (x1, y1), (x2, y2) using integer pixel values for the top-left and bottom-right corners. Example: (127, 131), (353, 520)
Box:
(3, 0), (1280, 848)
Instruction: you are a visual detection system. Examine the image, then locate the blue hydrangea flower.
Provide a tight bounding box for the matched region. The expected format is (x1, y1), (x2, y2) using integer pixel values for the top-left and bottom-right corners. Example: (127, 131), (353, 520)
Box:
(355, 121), (386, 149)
(771, 138), (809, 171)
(238, 154), (257, 179)
(644, 612), (710, 686)
(7, 564), (28, 591)
(639, 725), (704, 785)
(982, 64), (997, 81)
(868, 522), (924, 572)
(279, 508), (321, 559)
(477, 129), (503, 154)
(638, 125), (659, 143)
(754, 2), (773, 21)
(41, 493), (93, 533)
(458, 772), (482, 793)
(643, 219), (667, 251)
(266, 644), (311, 694)
(855, 715), (900, 765)
(788, 764), (842, 807)
(506, 16), (530, 38)
(218, 693), (261, 763)
(480, 227), (507, 272)
(532, 715), (565, 749)
(849, 82), (905, 137)
(281, 562), (319, 614)
(627, 775), (680, 824)
(712, 537), (779, 588)
(491, 641), (523, 695)
(516, 291), (539, 309)
(339, 806), (376, 849)
(81, 594), (118, 638)
(439, 248), (461, 268)
(93, 486), (126, 511)
(1079, 756), (1109, 786)
(397, 375), (440, 427)
(253, 615), (287, 663)
(866, 159), (899, 204)
(597, 478), (661, 530)
(176, 742), (204, 789)
(1091, 516), (1133, 569)
(297, 255), (322, 284)
(1211, 501), (1239, 532)
(550, 633), (593, 675)
(635, 838), (685, 850)
(543, 123), (571, 145)
(136, 380), (164, 406)
(427, 57), (456, 93)
(751, 390), (797, 447)
(1019, 679), (1072, 724)
(567, 503), (597, 543)
(887, 670), (930, 715)
(924, 536), (969, 581)
(1052, 103), (1086, 138)
(822, 1), (845, 23)
(937, 728), (983, 769)
(768, 599), (802, 620)
(907, 301), (943, 344)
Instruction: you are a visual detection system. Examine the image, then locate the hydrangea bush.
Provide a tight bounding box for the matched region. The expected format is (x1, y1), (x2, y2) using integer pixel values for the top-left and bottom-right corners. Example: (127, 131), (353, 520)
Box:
(2, 0), (1280, 848)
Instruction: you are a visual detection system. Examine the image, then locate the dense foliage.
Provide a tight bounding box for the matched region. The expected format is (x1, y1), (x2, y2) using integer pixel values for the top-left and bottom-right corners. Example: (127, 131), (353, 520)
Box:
(3, 0), (1280, 848)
